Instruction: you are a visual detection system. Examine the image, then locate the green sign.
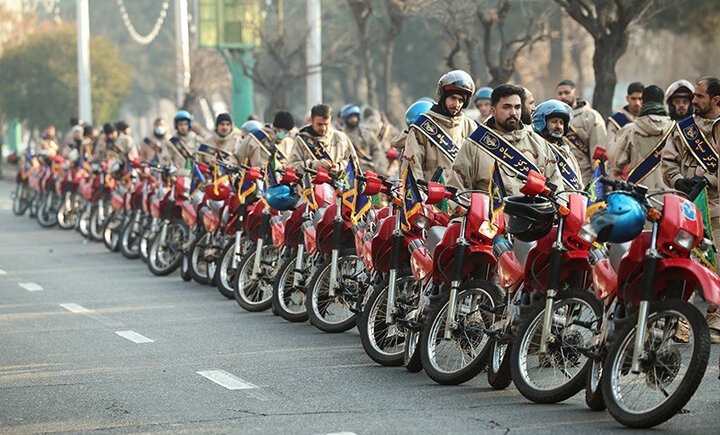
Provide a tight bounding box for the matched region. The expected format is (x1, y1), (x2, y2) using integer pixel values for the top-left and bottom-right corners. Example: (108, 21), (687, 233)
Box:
(198, 0), (262, 49)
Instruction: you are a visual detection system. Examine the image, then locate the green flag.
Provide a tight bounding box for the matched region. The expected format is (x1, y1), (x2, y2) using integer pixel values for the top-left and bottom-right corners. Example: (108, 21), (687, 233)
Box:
(692, 186), (716, 270)
(435, 172), (449, 213)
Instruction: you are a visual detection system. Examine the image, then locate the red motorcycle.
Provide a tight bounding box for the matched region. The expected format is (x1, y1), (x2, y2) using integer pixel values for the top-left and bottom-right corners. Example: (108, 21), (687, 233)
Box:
(147, 167), (189, 276)
(583, 177), (720, 428)
(35, 153), (64, 228)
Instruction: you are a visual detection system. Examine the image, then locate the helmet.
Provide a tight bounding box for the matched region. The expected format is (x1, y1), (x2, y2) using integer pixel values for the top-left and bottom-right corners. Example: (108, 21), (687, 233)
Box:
(474, 87), (493, 102)
(241, 120), (263, 133)
(503, 195), (556, 242)
(174, 110), (193, 129)
(340, 104), (361, 123)
(532, 99), (573, 135)
(436, 70), (475, 109)
(265, 184), (299, 211)
(418, 97), (435, 103)
(588, 193), (645, 243)
(665, 80), (694, 104)
(405, 100), (433, 127)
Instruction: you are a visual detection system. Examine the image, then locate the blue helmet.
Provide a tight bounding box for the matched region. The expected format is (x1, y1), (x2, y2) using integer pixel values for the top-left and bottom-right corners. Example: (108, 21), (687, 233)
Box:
(418, 97), (435, 103)
(532, 99), (573, 135)
(474, 87), (493, 102)
(340, 104), (361, 123)
(405, 100), (433, 127)
(174, 110), (193, 129)
(241, 120), (263, 133)
(265, 185), (299, 211)
(588, 193), (645, 243)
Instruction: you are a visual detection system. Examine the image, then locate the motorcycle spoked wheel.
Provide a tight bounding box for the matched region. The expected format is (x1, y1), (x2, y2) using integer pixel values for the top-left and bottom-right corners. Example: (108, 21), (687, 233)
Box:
(404, 328), (423, 373)
(12, 182), (32, 216)
(189, 232), (220, 286)
(585, 355), (606, 411)
(420, 279), (502, 385)
(57, 193), (79, 229)
(180, 253), (192, 281)
(305, 249), (363, 333)
(147, 221), (188, 276)
(359, 273), (420, 367)
(139, 219), (157, 263)
(103, 211), (124, 252)
(487, 339), (513, 390)
(36, 191), (58, 228)
(215, 237), (252, 300)
(601, 299), (710, 429)
(88, 204), (107, 242)
(233, 243), (280, 312)
(78, 204), (92, 237)
(510, 289), (601, 404)
(271, 252), (318, 322)
(120, 212), (143, 259)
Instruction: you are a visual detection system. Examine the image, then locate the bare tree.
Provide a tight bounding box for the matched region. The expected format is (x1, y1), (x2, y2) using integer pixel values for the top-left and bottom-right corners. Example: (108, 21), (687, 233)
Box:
(346, 0), (376, 106)
(377, 0), (415, 116)
(555, 0), (655, 117)
(181, 50), (230, 115)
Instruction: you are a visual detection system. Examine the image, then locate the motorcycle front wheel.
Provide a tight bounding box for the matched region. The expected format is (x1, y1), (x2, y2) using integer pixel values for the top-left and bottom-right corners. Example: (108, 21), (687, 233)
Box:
(305, 251), (363, 333)
(147, 221), (188, 276)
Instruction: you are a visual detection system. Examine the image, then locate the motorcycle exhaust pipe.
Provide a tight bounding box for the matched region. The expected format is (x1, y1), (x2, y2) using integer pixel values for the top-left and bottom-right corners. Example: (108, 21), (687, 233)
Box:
(293, 244), (305, 287)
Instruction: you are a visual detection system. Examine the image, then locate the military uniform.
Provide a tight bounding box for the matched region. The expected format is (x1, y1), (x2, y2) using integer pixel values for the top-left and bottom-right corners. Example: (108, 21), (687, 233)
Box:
(402, 109), (476, 186)
(452, 123), (563, 196)
(160, 131), (199, 169)
(106, 131), (139, 162)
(606, 106), (636, 152)
(343, 124), (388, 176)
(568, 100), (607, 184)
(287, 126), (357, 172)
(610, 115), (674, 193)
(199, 130), (242, 167)
(234, 125), (294, 168)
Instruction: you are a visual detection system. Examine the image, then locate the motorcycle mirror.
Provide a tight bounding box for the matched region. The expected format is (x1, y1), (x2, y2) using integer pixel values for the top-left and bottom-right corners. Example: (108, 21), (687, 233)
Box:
(131, 159), (142, 169)
(361, 174), (383, 196)
(281, 168), (299, 184)
(197, 163), (210, 175)
(520, 170), (547, 196)
(425, 181), (448, 204)
(313, 167), (331, 185)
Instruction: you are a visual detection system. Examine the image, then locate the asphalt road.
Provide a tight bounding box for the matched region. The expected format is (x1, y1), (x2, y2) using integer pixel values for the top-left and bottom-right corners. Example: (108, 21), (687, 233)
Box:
(1, 177), (719, 434)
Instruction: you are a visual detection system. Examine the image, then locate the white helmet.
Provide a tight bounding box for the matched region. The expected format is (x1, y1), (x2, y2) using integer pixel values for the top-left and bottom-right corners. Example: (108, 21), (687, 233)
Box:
(436, 70), (475, 109)
(665, 80), (694, 104)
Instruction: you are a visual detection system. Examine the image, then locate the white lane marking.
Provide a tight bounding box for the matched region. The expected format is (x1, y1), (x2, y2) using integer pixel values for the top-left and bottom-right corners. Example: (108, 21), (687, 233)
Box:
(18, 282), (43, 291)
(115, 330), (154, 343)
(197, 370), (258, 390)
(0, 268), (7, 275)
(322, 433), (357, 435)
(59, 303), (91, 313)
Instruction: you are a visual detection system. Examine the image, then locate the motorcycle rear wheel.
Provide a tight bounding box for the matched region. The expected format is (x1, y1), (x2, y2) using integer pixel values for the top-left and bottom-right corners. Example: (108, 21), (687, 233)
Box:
(147, 221), (187, 276)
(12, 183), (31, 216)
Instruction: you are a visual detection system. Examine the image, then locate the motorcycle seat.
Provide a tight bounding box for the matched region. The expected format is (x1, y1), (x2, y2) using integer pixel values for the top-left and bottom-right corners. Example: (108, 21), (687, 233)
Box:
(426, 226), (447, 259)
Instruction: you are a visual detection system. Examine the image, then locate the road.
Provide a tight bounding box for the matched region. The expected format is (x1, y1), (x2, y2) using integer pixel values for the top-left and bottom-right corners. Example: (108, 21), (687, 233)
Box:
(0, 177), (719, 434)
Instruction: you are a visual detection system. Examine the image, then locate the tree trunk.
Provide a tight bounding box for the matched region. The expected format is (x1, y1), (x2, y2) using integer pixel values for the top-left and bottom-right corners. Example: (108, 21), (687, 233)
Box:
(548, 7), (563, 87)
(381, 40), (394, 115)
(360, 36), (376, 107)
(591, 34), (626, 118)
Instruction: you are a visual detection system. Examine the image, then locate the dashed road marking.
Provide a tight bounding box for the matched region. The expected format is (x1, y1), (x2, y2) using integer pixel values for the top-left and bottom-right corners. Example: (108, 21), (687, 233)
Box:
(0, 268), (7, 275)
(197, 370), (258, 390)
(59, 303), (90, 313)
(18, 282), (43, 291)
(115, 330), (154, 343)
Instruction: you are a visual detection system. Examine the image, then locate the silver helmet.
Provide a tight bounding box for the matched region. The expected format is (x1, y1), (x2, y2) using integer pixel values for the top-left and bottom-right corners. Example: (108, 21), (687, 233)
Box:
(665, 80), (694, 104)
(436, 70), (475, 109)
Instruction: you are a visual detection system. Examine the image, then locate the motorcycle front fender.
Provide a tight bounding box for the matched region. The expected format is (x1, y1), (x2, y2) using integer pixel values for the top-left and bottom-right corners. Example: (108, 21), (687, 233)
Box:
(657, 257), (720, 305)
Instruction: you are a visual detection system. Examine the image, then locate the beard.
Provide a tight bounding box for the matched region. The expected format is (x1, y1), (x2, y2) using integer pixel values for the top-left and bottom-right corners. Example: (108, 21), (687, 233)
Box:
(499, 116), (520, 132)
(693, 103), (710, 116)
(548, 129), (564, 140)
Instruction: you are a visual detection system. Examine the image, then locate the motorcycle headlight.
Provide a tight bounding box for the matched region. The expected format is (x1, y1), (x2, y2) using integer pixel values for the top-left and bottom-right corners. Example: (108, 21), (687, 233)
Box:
(413, 214), (429, 231)
(674, 229), (696, 251)
(578, 221), (598, 244)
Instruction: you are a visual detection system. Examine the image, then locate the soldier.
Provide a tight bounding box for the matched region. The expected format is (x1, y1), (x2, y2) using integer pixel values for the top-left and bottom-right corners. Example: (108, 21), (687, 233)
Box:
(610, 85), (674, 193)
(234, 110), (296, 169)
(665, 80), (695, 121)
(160, 111), (199, 172)
(607, 82), (644, 146)
(287, 104), (357, 173)
(111, 120), (139, 162)
(531, 99), (583, 190)
(557, 79), (608, 184)
(661, 76), (720, 342)
(139, 118), (168, 163)
(473, 87), (493, 124)
(452, 84), (562, 195)
(521, 87), (536, 126)
(402, 70), (476, 185)
(198, 113), (242, 167)
(340, 104), (387, 175)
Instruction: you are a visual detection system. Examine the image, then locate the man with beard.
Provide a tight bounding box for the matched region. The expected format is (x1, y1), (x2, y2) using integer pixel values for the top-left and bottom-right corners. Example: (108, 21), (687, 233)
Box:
(288, 104), (357, 174)
(665, 80), (695, 121)
(452, 84), (562, 195)
(557, 79), (607, 184)
(610, 85), (673, 193)
(662, 76), (720, 342)
(403, 70), (476, 184)
(340, 104), (387, 175)
(532, 99), (583, 190)
(607, 82), (644, 146)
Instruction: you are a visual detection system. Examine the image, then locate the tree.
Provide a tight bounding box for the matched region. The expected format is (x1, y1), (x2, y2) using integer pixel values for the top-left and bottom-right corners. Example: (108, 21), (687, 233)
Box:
(0, 26), (132, 131)
(346, 0), (376, 107)
(555, 0), (654, 117)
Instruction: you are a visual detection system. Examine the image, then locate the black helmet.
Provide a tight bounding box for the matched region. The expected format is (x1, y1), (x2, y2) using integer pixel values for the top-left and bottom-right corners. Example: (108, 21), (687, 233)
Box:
(503, 195), (556, 242)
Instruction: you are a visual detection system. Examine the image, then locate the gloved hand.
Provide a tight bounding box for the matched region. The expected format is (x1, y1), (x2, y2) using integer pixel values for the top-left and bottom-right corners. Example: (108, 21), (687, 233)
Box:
(675, 176), (707, 194)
